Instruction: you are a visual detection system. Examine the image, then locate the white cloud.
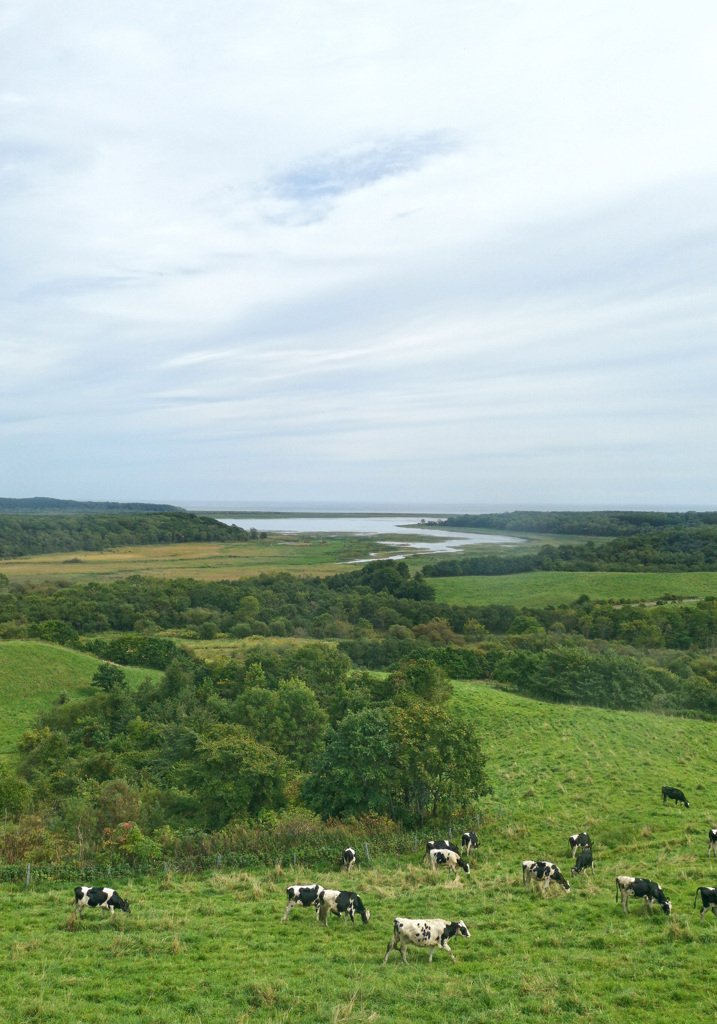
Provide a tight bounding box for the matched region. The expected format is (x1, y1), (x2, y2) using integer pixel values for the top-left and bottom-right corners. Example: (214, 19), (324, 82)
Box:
(1, 1), (716, 505)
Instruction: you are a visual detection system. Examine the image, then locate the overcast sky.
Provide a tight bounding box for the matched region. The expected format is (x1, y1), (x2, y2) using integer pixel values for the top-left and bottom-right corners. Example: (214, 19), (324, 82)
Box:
(2, 1), (716, 509)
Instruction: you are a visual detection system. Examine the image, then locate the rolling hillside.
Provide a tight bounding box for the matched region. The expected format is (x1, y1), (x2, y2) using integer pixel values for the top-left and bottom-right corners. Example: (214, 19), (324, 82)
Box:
(2, 651), (717, 1020)
(0, 641), (163, 754)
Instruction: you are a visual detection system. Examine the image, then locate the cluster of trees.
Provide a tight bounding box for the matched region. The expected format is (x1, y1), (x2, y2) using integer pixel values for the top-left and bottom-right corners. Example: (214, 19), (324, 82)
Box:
(0, 512), (256, 559)
(0, 561), (439, 638)
(14, 644), (485, 853)
(440, 510), (717, 536)
(424, 527), (717, 575)
(342, 634), (717, 717)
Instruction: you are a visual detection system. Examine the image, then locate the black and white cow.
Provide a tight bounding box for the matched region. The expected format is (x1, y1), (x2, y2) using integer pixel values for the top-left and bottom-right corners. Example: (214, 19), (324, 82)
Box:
(282, 883), (324, 922)
(662, 786), (689, 808)
(341, 847), (356, 872)
(709, 829), (717, 856)
(423, 839), (459, 863)
(461, 831), (479, 855)
(73, 886), (130, 918)
(429, 848), (470, 875)
(316, 889), (370, 925)
(615, 876), (671, 915)
(383, 917), (470, 964)
(694, 886), (717, 920)
(522, 860), (570, 893)
(568, 832), (591, 858)
(571, 846), (594, 876)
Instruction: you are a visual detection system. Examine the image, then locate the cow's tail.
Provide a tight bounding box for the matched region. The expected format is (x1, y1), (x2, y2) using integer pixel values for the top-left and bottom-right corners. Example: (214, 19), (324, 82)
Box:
(694, 887), (702, 908)
(615, 878), (620, 903)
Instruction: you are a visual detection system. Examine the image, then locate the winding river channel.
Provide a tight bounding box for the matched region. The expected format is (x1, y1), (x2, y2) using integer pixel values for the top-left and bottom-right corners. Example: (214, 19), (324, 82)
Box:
(217, 515), (524, 560)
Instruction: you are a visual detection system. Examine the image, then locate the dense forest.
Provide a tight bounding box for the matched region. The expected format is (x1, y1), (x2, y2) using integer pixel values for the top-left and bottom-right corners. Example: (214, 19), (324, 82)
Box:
(440, 510), (717, 535)
(0, 511), (255, 559)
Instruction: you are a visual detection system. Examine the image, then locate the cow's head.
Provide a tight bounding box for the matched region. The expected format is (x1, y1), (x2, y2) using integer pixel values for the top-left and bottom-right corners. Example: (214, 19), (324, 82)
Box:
(360, 907), (371, 924)
(458, 858), (470, 874)
(456, 920), (471, 938)
(660, 896), (672, 915)
(559, 875), (571, 892)
(119, 898), (131, 914)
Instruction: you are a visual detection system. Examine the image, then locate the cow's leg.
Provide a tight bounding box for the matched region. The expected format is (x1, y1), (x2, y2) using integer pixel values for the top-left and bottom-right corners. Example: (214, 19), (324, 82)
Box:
(443, 941), (455, 963)
(428, 946), (434, 963)
(431, 860), (437, 872)
(524, 871), (531, 894)
(281, 900), (296, 922)
(400, 941), (408, 965)
(542, 877), (549, 895)
(701, 906), (707, 921)
(109, 905), (114, 916)
(621, 893), (629, 913)
(383, 936), (397, 964)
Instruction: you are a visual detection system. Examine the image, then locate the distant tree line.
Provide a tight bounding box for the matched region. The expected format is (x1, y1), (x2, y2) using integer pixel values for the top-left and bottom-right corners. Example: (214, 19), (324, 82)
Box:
(0, 497), (181, 513)
(0, 511), (255, 559)
(423, 526), (717, 575)
(440, 510), (717, 536)
(2, 561), (717, 654)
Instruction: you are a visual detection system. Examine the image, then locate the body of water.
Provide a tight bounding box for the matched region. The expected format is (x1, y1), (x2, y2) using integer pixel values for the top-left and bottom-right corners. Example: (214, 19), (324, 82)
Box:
(217, 516), (523, 559)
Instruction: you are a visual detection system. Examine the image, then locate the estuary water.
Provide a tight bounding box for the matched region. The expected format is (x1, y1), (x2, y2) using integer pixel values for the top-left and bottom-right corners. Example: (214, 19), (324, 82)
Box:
(217, 515), (523, 559)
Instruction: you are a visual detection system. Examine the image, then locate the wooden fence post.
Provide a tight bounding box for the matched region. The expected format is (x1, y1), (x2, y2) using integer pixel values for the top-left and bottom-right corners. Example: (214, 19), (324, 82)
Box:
(364, 842), (370, 864)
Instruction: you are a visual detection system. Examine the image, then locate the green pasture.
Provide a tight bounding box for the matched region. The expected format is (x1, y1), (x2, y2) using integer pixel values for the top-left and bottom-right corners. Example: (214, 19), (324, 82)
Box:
(3, 681), (717, 1021)
(0, 642), (163, 755)
(431, 570), (717, 608)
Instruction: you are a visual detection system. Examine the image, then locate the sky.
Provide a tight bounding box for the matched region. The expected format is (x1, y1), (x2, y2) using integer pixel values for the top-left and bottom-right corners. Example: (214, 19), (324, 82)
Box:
(2, 0), (717, 510)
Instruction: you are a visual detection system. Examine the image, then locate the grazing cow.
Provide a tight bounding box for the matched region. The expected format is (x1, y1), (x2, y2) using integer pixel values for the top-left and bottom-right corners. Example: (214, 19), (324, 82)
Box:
(568, 832), (591, 857)
(522, 860), (570, 893)
(73, 886), (130, 918)
(571, 846), (594, 876)
(429, 848), (470, 875)
(709, 829), (717, 856)
(383, 917), (470, 964)
(461, 831), (479, 855)
(423, 839), (459, 863)
(662, 786), (689, 808)
(282, 883), (324, 922)
(694, 887), (717, 920)
(341, 847), (356, 872)
(316, 889), (370, 925)
(615, 876), (671, 915)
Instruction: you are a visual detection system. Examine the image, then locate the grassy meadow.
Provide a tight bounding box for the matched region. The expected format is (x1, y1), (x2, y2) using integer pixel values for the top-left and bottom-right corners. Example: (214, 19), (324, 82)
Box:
(0, 642), (163, 755)
(431, 570), (717, 608)
(3, 679), (717, 1022)
(0, 535), (379, 584)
